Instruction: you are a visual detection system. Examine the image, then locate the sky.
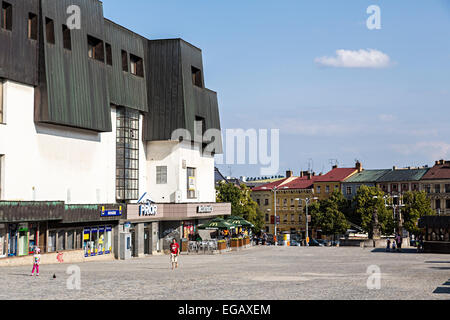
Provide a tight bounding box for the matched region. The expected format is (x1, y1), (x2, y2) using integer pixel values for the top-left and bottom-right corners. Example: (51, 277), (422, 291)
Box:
(103, 0), (450, 178)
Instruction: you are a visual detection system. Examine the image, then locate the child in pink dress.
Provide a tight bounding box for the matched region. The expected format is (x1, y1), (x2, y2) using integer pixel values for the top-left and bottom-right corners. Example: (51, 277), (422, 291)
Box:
(31, 247), (41, 276)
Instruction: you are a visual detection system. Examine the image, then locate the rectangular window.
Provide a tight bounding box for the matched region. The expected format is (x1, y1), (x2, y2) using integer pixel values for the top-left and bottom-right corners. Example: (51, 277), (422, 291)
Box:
(0, 80), (3, 124)
(316, 186), (321, 194)
(191, 66), (203, 87)
(346, 186), (352, 195)
(402, 184), (409, 192)
(28, 13), (37, 40)
(45, 17), (55, 44)
(105, 43), (112, 66)
(116, 108), (139, 201)
(435, 199), (441, 209)
(67, 230), (74, 250)
(121, 50), (128, 72)
(446, 199), (450, 209)
(156, 166), (167, 184)
(326, 186), (330, 193)
(57, 230), (65, 251)
(435, 184), (441, 194)
(446, 184), (450, 193)
(130, 54), (144, 77)
(0, 154), (3, 199)
(87, 35), (104, 62)
(265, 214), (269, 222)
(62, 25), (71, 50)
(412, 184), (419, 191)
(48, 231), (56, 253)
(425, 184), (431, 194)
(264, 199), (269, 206)
(187, 167), (196, 199)
(1, 2), (12, 31)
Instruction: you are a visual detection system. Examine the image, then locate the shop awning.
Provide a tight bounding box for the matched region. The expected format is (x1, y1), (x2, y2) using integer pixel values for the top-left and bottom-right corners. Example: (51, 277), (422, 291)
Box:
(225, 216), (254, 228)
(197, 218), (235, 230)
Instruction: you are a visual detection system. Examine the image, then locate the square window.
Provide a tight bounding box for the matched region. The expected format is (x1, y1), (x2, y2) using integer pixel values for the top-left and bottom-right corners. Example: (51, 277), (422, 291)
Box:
(2, 2), (12, 31)
(28, 13), (37, 40)
(45, 17), (55, 44)
(130, 54), (144, 77)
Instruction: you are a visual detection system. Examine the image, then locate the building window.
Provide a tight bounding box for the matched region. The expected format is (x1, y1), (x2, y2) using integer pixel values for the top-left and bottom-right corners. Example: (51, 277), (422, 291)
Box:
(435, 184), (441, 194)
(316, 186), (321, 194)
(130, 54), (144, 77)
(121, 50), (128, 72)
(87, 35), (104, 62)
(191, 66), (203, 88)
(62, 25), (71, 51)
(412, 184), (419, 191)
(402, 184), (409, 192)
(187, 167), (196, 199)
(116, 108), (139, 201)
(265, 214), (269, 222)
(392, 184), (398, 192)
(45, 17), (55, 44)
(256, 199), (260, 206)
(0, 154), (3, 199)
(435, 199), (441, 209)
(28, 13), (37, 40)
(264, 199), (269, 206)
(1, 2), (12, 31)
(326, 186), (330, 193)
(291, 215), (295, 223)
(57, 230), (65, 251)
(283, 199), (287, 206)
(425, 184), (431, 194)
(446, 184), (450, 193)
(446, 199), (450, 209)
(156, 166), (167, 184)
(346, 186), (352, 195)
(0, 80), (3, 124)
(105, 43), (112, 66)
(284, 215), (288, 223)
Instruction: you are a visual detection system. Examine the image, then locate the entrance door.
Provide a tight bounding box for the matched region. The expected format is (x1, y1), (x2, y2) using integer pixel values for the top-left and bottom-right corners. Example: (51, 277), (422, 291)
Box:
(0, 225), (6, 257)
(130, 229), (136, 257)
(144, 228), (150, 255)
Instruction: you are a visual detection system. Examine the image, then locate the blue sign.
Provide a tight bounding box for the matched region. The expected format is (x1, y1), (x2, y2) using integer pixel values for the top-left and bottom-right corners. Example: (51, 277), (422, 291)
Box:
(101, 206), (122, 217)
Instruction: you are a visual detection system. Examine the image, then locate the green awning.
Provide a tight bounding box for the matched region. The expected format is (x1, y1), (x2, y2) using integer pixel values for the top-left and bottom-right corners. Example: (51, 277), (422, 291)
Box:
(197, 218), (235, 230)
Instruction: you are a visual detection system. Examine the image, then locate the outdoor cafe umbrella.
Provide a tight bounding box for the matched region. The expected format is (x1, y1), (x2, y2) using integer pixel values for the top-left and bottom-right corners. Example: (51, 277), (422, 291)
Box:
(197, 218), (235, 230)
(226, 216), (255, 228)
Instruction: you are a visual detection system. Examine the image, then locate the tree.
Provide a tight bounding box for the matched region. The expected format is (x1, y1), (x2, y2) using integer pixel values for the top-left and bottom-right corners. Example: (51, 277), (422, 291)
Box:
(308, 191), (350, 239)
(353, 185), (395, 237)
(216, 182), (265, 232)
(402, 191), (434, 236)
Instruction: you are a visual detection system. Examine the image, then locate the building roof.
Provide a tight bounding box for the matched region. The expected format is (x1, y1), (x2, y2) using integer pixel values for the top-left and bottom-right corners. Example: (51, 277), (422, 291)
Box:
(376, 168), (429, 182)
(214, 167), (228, 184)
(313, 168), (358, 182)
(344, 169), (391, 183)
(252, 176), (316, 191)
(421, 162), (450, 180)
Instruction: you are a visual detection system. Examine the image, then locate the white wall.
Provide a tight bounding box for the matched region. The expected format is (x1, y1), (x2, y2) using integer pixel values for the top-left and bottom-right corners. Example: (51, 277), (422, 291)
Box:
(145, 140), (216, 203)
(0, 80), (116, 204)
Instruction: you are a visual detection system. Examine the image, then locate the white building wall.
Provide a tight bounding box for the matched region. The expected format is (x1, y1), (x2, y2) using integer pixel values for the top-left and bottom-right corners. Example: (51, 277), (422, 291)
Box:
(0, 80), (116, 204)
(145, 140), (216, 203)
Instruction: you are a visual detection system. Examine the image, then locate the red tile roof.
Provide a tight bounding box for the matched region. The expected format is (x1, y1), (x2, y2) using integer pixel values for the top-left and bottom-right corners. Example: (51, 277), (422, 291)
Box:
(252, 176), (316, 191)
(421, 163), (450, 180)
(313, 168), (358, 182)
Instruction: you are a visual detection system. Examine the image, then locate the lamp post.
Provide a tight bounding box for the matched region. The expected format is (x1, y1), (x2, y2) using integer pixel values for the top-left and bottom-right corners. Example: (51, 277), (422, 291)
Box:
(374, 194), (405, 235)
(262, 186), (288, 246)
(296, 196), (318, 247)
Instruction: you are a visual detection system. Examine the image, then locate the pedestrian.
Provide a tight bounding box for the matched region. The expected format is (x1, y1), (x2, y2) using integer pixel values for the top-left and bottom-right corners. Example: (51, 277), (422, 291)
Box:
(30, 247), (41, 277)
(169, 238), (180, 270)
(396, 233), (402, 252)
(391, 239), (397, 252)
(386, 239), (391, 252)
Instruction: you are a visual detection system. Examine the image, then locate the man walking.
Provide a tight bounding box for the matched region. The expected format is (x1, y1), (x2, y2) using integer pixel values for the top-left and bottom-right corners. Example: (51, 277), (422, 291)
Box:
(170, 238), (180, 270)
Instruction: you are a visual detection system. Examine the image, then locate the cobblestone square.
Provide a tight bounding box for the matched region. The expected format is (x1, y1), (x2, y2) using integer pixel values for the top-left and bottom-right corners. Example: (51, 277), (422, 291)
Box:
(0, 246), (449, 300)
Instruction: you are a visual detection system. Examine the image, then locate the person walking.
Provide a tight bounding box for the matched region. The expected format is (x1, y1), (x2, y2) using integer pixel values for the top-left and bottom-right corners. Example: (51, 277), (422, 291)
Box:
(30, 247), (41, 277)
(396, 233), (403, 252)
(169, 238), (180, 270)
(386, 239), (391, 252)
(391, 238), (397, 252)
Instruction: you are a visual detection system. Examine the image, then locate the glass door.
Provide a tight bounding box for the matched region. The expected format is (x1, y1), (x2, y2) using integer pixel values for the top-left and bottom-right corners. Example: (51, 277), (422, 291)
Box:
(83, 229), (91, 257)
(98, 227), (105, 255)
(0, 225), (6, 257)
(105, 226), (112, 254)
(90, 228), (98, 256)
(18, 228), (28, 256)
(8, 224), (17, 257)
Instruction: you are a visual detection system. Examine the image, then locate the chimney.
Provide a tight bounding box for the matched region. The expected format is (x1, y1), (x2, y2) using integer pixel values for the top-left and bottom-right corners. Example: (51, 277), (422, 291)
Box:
(393, 166), (397, 170)
(355, 161), (363, 173)
(440, 159), (445, 165)
(306, 172), (312, 180)
(332, 165), (338, 170)
(286, 170), (293, 178)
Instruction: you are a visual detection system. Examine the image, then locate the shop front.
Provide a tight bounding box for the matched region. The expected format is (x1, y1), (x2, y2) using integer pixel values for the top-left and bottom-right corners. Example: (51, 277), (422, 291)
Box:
(419, 216), (450, 253)
(124, 202), (231, 257)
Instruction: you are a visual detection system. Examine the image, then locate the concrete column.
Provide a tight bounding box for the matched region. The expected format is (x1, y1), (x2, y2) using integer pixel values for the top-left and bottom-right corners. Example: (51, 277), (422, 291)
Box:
(113, 224), (121, 260)
(134, 223), (145, 258)
(151, 222), (159, 254)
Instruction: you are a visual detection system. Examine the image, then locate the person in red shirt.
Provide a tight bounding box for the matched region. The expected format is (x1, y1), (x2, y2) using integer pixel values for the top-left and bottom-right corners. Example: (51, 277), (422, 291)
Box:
(170, 238), (180, 270)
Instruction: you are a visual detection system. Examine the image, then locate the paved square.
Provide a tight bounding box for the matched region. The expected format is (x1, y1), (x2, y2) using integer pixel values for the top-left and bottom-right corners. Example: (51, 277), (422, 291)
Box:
(0, 246), (449, 300)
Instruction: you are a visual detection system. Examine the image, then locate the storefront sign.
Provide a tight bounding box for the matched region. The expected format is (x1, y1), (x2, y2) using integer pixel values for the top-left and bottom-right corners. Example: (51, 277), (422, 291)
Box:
(197, 205), (213, 213)
(139, 200), (158, 216)
(101, 206), (122, 217)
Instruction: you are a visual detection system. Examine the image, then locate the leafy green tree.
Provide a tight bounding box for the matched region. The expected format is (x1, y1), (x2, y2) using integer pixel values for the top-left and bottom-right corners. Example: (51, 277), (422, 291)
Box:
(353, 185), (394, 237)
(308, 191), (350, 239)
(402, 191), (434, 236)
(216, 182), (264, 232)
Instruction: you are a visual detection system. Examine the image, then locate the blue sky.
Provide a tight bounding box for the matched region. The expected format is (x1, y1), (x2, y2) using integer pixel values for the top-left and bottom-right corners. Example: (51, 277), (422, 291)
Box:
(104, 0), (450, 178)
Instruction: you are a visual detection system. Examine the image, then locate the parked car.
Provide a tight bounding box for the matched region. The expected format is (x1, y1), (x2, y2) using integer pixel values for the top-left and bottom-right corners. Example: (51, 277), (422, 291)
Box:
(290, 240), (300, 246)
(317, 239), (329, 246)
(309, 239), (324, 247)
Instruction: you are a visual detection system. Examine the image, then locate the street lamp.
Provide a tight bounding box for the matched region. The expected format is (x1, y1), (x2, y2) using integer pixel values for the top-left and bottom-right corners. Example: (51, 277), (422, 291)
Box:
(262, 185), (288, 246)
(374, 194), (405, 235)
(296, 196), (318, 247)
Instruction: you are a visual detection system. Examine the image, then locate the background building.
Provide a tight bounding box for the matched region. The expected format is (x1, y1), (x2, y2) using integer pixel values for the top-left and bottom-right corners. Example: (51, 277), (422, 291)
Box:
(420, 160), (450, 215)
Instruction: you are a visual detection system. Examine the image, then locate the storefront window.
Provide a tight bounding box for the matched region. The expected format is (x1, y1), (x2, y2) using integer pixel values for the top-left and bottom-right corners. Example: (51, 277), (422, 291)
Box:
(28, 225), (37, 254)
(8, 224), (17, 256)
(105, 226), (112, 254)
(183, 221), (195, 240)
(83, 229), (91, 257)
(18, 224), (29, 256)
(98, 227), (105, 255)
(67, 230), (74, 250)
(57, 230), (65, 251)
(91, 227), (98, 256)
(48, 230), (56, 253)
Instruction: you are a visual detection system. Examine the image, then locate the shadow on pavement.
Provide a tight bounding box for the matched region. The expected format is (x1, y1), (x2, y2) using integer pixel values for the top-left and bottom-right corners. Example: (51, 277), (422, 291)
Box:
(430, 267), (450, 270)
(371, 248), (418, 254)
(425, 261), (450, 264)
(433, 287), (450, 294)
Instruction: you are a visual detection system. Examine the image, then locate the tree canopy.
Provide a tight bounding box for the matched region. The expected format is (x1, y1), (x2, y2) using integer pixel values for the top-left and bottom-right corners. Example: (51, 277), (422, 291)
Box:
(402, 191), (434, 236)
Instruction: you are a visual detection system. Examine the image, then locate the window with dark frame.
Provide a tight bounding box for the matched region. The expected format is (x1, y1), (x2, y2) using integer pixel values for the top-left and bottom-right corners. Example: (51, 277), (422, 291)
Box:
(28, 13), (37, 40)
(105, 43), (112, 66)
(130, 54), (144, 77)
(62, 25), (71, 51)
(191, 66), (203, 87)
(436, 199), (441, 209)
(116, 108), (139, 201)
(45, 17), (55, 44)
(446, 199), (450, 209)
(87, 35), (104, 62)
(121, 50), (128, 72)
(1, 2), (12, 31)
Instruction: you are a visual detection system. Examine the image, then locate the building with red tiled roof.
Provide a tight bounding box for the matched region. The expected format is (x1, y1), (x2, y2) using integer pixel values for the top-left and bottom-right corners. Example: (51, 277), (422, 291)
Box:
(313, 162), (361, 200)
(421, 160), (450, 215)
(251, 171), (319, 237)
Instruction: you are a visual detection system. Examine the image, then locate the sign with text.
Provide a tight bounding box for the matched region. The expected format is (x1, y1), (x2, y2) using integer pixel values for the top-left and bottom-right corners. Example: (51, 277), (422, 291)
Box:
(197, 205), (213, 213)
(139, 200), (158, 217)
(101, 206), (122, 217)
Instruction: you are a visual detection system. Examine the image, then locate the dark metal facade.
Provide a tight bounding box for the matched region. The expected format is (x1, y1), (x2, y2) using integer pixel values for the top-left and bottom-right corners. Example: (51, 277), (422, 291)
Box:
(0, 201), (64, 223)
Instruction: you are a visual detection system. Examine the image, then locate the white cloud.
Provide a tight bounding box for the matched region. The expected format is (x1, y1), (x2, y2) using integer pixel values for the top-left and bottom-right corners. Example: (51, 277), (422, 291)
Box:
(378, 114), (396, 122)
(390, 141), (450, 160)
(315, 49), (391, 68)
